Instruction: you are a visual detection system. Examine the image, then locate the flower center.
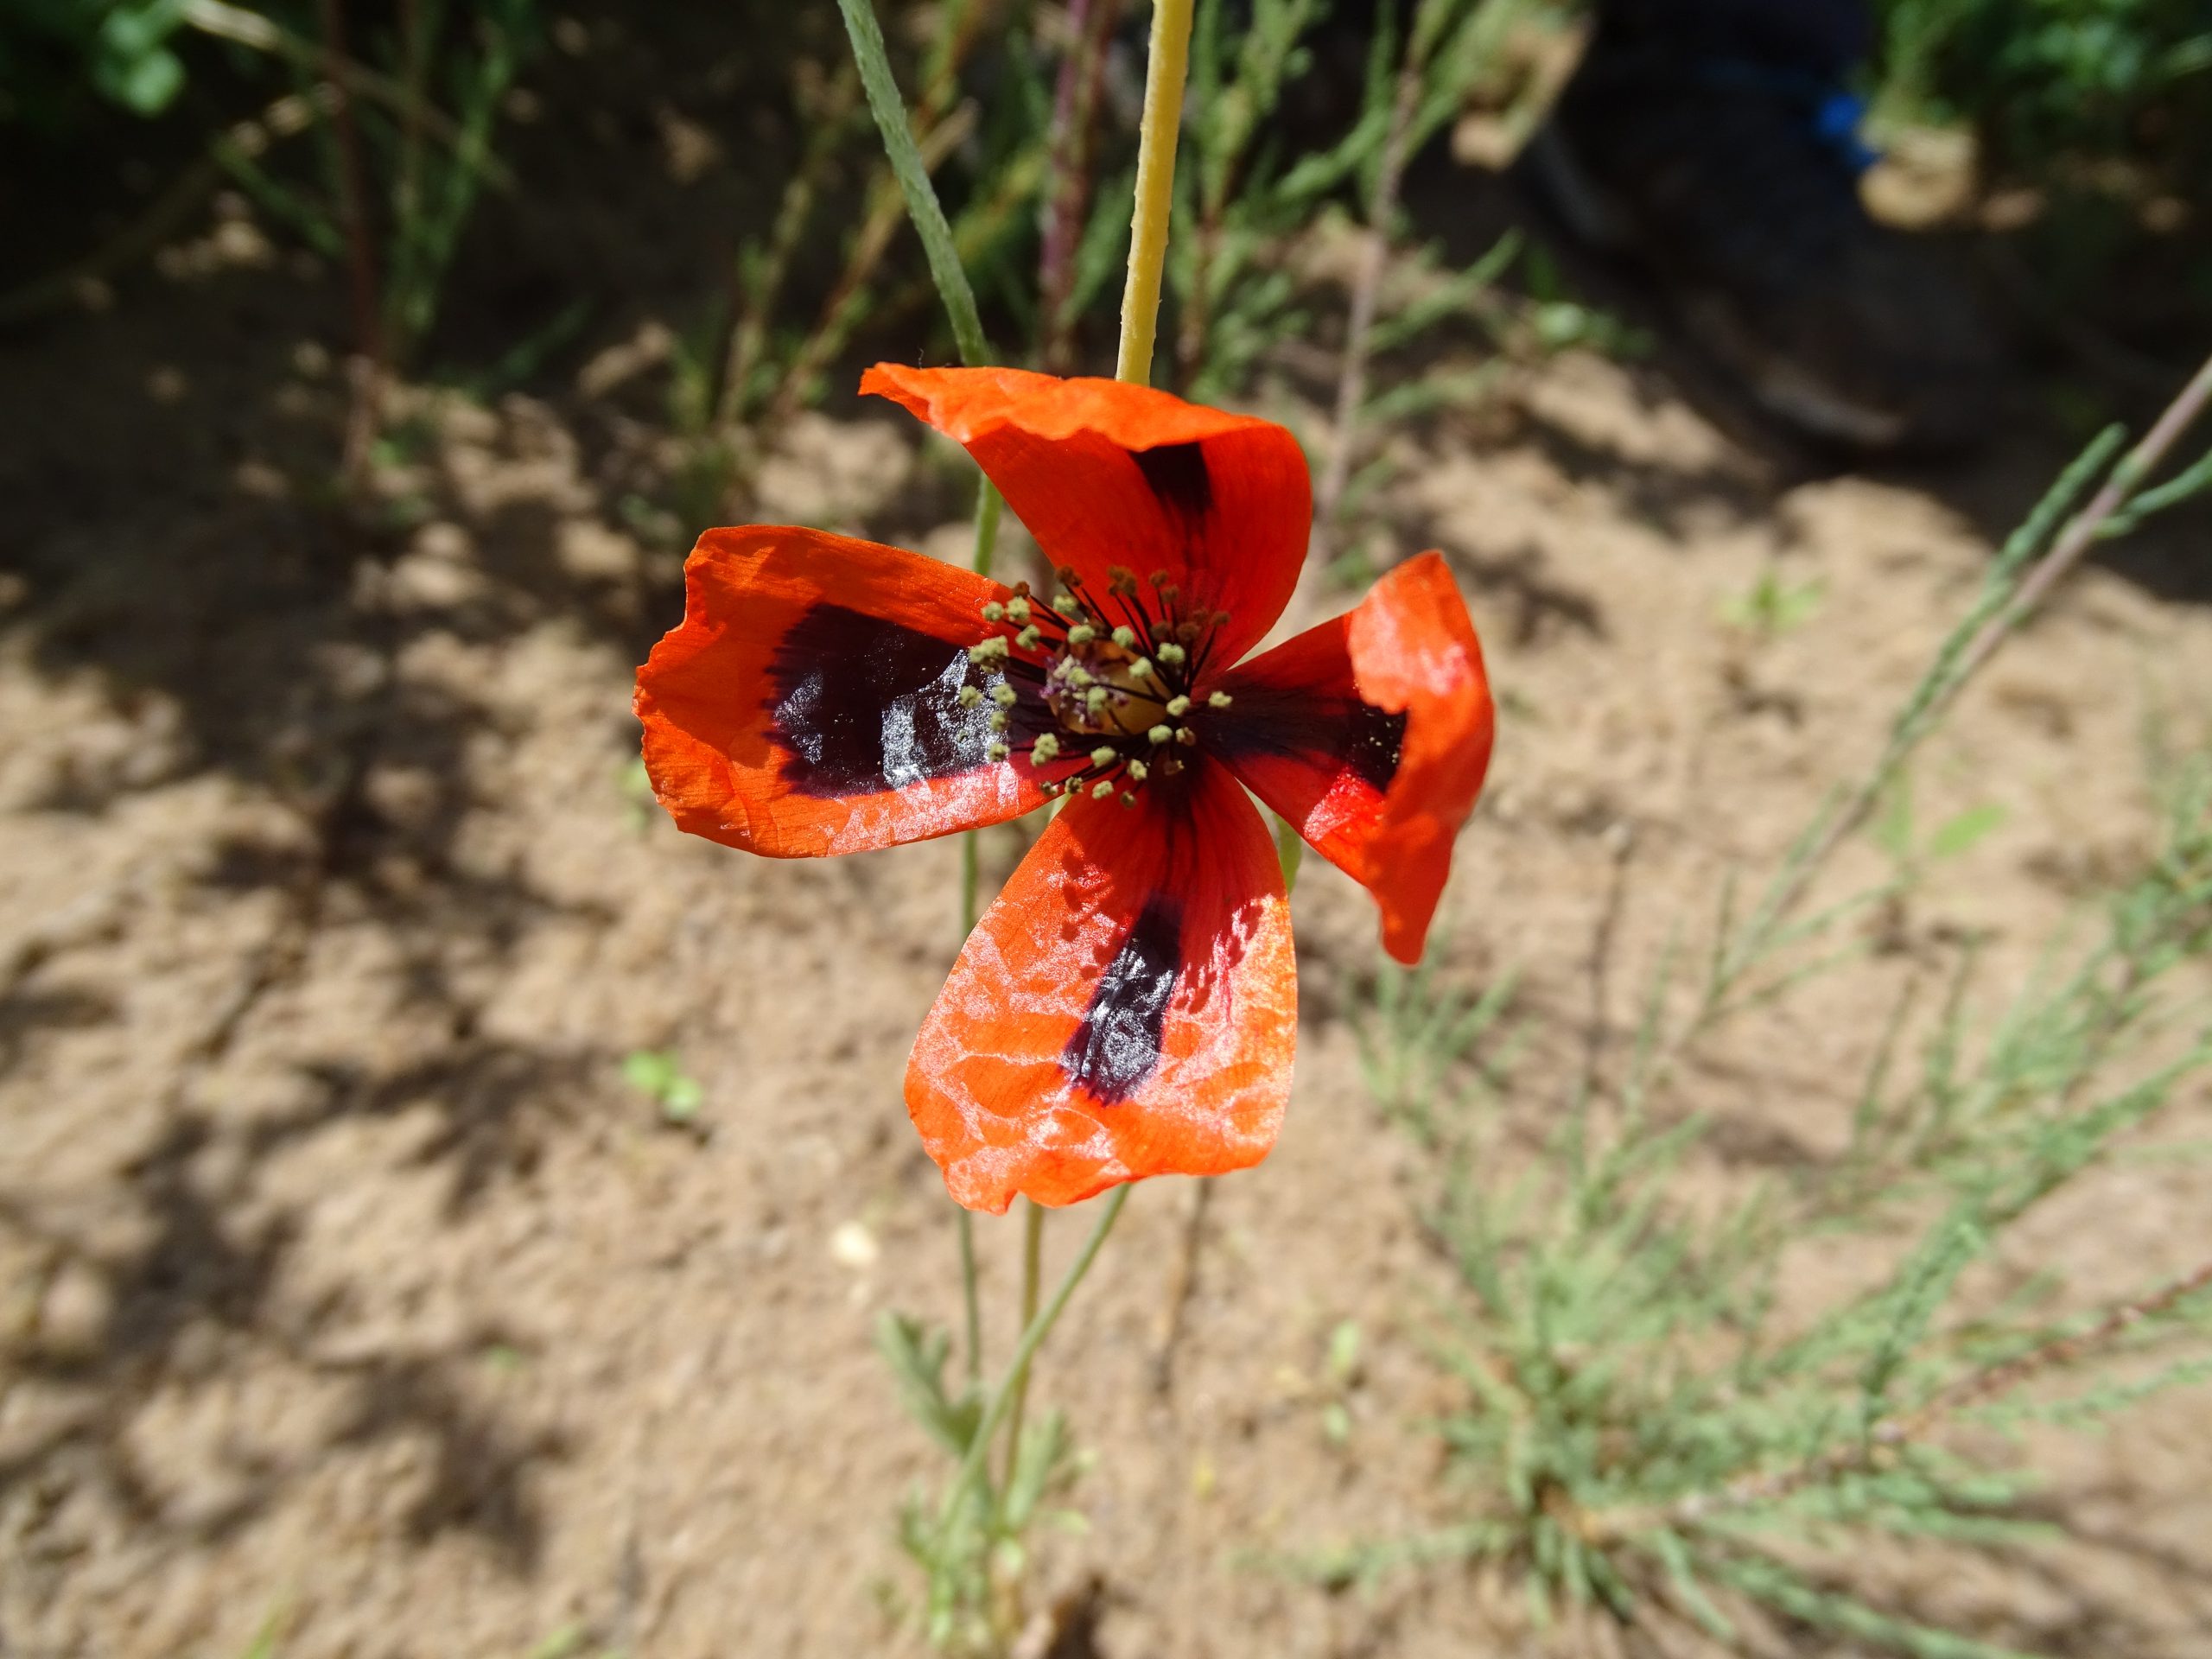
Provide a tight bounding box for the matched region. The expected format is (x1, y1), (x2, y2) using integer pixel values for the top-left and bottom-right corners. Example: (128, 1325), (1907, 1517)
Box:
(1045, 639), (1167, 737)
(963, 564), (1236, 807)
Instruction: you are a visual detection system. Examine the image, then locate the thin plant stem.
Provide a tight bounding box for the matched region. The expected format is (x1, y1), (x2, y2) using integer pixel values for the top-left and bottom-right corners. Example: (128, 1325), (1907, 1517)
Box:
(1116, 0), (1197, 385)
(720, 60), (861, 432)
(1039, 0), (1124, 371)
(936, 1185), (1133, 1534)
(957, 1209), (984, 1389)
(1150, 1177), (1212, 1392)
(838, 0), (1009, 1398)
(836, 0), (992, 365)
(999, 1198), (1047, 1485)
(765, 98), (981, 435)
(315, 0), (384, 486)
(957, 479), (1003, 1387)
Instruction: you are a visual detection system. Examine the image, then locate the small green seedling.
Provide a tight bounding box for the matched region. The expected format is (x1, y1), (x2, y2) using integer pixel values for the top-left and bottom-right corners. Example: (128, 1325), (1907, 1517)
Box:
(1722, 566), (1827, 638)
(1319, 1319), (1362, 1446)
(622, 1049), (703, 1125)
(619, 756), (658, 832)
(1873, 773), (2008, 890)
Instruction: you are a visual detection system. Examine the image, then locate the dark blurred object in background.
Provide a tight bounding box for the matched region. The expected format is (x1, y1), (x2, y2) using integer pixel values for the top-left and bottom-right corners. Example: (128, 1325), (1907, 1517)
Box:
(1533, 0), (2001, 452)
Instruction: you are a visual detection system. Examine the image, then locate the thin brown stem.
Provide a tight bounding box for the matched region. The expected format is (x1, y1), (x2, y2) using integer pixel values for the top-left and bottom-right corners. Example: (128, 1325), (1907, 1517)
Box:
(316, 0), (384, 488)
(1148, 1177), (1213, 1395)
(719, 61), (861, 434)
(764, 0), (999, 439)
(763, 100), (980, 437)
(1039, 0), (1123, 372)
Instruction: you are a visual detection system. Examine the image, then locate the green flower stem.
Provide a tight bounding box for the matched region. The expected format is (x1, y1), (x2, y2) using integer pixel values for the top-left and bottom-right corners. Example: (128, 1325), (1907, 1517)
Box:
(836, 0), (990, 366)
(841, 0), (1195, 1526)
(957, 481), (1003, 1386)
(839, 0), (1009, 1388)
(998, 1197), (1047, 1491)
(938, 1185), (1133, 1535)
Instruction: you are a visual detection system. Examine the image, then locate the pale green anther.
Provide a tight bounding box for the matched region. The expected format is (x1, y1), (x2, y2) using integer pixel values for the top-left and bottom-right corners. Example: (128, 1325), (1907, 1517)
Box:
(1032, 733), (1061, 762)
(987, 741), (1011, 762)
(1121, 792), (1139, 808)
(1157, 642), (1187, 666)
(957, 685), (984, 709)
(1006, 596), (1031, 621)
(1148, 724), (1173, 746)
(1129, 658), (1154, 680)
(982, 601), (1006, 623)
(1166, 695), (1192, 717)
(1091, 779), (1115, 800)
(1052, 594), (1081, 618)
(1208, 690), (1233, 709)
(1065, 664), (1094, 689)
(1111, 626), (1138, 649)
(1066, 624), (1097, 646)
(969, 638), (1009, 664)
(992, 683), (1019, 708)
(1085, 686), (1110, 712)
(988, 711), (1009, 734)
(1015, 626), (1043, 651)
(1126, 760), (1149, 782)
(1090, 745), (1117, 767)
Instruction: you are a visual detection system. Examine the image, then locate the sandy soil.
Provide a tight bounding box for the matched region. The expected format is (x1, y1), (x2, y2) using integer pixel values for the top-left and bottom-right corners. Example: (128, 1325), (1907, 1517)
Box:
(4, 26), (2212, 1658)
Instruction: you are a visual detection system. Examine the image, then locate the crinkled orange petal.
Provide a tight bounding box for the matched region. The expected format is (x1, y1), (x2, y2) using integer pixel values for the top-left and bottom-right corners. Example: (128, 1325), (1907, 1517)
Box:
(1213, 551), (1494, 964)
(906, 755), (1296, 1213)
(635, 524), (1056, 857)
(860, 364), (1311, 665)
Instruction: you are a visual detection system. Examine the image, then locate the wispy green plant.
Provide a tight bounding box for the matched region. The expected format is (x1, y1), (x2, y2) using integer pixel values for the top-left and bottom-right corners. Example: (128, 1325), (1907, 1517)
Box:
(1323, 356), (2212, 1655)
(1329, 747), (2212, 1656)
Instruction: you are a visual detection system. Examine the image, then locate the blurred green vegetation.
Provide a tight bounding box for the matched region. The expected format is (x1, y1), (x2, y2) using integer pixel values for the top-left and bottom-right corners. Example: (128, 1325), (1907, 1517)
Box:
(1877, 0), (2212, 181)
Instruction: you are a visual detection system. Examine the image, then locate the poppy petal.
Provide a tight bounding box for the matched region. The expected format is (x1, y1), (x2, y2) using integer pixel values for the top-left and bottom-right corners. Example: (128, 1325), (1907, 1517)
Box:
(861, 364), (1310, 665)
(1212, 551), (1494, 965)
(636, 525), (1057, 857)
(906, 757), (1295, 1213)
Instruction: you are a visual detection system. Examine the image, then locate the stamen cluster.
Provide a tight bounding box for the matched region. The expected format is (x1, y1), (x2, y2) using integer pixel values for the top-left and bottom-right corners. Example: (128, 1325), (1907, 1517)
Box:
(960, 564), (1235, 807)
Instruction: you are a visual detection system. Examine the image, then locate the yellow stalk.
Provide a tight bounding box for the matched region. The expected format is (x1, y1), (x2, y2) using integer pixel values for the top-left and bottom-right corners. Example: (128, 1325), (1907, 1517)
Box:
(1115, 0), (1196, 386)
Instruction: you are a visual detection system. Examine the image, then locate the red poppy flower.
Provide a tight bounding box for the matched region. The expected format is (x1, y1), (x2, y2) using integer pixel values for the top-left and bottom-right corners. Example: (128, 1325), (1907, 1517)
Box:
(636, 366), (1494, 1213)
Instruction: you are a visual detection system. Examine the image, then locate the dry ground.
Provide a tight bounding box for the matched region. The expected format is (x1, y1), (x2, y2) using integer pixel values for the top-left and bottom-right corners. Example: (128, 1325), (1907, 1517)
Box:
(4, 94), (2212, 1659)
